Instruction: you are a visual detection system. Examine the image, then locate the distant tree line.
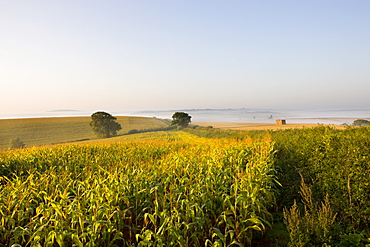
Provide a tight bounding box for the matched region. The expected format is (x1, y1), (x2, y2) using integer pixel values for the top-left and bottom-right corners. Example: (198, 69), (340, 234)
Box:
(352, 119), (370, 126)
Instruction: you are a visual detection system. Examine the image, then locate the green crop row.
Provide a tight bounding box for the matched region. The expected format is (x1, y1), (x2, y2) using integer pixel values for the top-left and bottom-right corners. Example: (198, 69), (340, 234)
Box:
(185, 125), (370, 245)
(273, 126), (370, 246)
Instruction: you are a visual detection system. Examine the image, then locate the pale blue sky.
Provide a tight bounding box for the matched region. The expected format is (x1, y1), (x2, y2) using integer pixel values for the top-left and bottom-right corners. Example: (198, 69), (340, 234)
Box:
(1, 1), (370, 117)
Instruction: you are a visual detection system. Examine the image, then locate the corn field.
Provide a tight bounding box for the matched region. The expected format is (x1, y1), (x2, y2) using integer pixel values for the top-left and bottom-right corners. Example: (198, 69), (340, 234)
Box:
(0, 131), (277, 246)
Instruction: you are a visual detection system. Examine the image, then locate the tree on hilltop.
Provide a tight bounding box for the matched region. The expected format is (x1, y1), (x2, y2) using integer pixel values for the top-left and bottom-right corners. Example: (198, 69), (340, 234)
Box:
(171, 112), (191, 128)
(90, 111), (122, 138)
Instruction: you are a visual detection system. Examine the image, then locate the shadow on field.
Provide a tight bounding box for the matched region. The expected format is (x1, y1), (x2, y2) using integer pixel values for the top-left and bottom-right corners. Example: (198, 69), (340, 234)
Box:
(120, 125), (177, 136)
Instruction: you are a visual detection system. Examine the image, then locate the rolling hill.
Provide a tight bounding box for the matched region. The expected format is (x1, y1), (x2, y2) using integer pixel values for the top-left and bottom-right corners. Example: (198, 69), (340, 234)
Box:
(0, 116), (169, 150)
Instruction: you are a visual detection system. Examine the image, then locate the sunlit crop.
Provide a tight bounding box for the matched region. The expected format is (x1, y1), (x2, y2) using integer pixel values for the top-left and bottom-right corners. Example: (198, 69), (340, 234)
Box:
(0, 131), (277, 246)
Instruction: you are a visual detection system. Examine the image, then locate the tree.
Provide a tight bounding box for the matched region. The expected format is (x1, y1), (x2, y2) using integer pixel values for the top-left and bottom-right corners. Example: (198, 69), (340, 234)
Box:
(90, 111), (122, 138)
(171, 112), (191, 128)
(353, 119), (370, 126)
(9, 138), (26, 149)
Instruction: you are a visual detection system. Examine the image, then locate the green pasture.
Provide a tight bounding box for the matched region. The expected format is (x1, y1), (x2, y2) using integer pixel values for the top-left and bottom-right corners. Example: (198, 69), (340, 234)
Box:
(0, 116), (169, 150)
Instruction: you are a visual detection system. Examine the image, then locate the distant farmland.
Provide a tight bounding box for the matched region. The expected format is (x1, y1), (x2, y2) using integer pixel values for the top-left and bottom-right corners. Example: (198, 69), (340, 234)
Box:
(1, 116), (349, 150)
(0, 116), (169, 150)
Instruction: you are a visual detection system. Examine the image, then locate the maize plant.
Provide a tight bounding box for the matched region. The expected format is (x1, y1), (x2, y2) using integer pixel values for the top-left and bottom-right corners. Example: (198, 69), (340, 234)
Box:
(0, 131), (277, 246)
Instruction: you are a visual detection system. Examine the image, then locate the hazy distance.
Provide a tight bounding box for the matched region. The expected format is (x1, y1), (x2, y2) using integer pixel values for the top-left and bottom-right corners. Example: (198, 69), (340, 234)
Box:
(1, 1), (370, 118)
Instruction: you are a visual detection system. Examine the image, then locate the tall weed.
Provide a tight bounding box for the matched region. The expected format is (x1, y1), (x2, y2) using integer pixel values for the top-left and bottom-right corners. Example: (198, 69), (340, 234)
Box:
(284, 178), (337, 246)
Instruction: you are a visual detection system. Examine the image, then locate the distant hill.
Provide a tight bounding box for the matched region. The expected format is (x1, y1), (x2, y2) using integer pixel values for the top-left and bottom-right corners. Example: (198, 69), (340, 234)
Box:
(0, 116), (169, 150)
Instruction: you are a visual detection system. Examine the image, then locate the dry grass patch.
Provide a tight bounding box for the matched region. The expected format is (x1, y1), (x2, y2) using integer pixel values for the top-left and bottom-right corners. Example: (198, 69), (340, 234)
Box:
(193, 122), (347, 131)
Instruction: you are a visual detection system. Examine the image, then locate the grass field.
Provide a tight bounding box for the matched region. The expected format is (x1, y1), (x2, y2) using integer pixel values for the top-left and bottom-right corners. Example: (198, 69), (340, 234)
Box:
(0, 116), (169, 150)
(74, 130), (185, 144)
